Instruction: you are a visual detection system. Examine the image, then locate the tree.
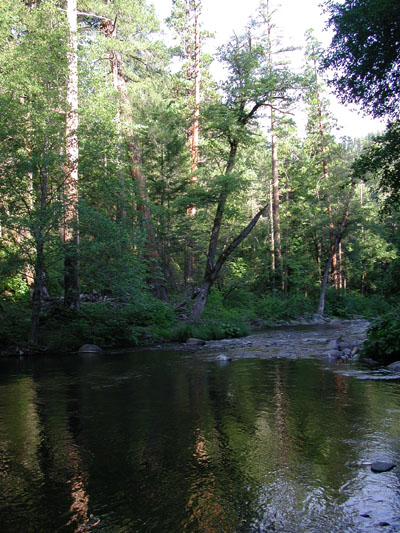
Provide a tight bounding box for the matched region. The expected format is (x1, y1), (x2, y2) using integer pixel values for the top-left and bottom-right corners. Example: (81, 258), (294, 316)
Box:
(323, 0), (400, 118)
(188, 29), (277, 320)
(255, 0), (298, 289)
(354, 122), (400, 209)
(63, 0), (80, 311)
(80, 0), (168, 299)
(0, 0), (68, 344)
(304, 31), (340, 290)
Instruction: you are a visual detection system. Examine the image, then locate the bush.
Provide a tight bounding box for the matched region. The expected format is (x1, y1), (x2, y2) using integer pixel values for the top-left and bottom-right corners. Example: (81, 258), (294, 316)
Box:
(257, 294), (314, 322)
(0, 299), (31, 347)
(360, 312), (400, 365)
(155, 319), (250, 342)
(324, 290), (391, 318)
(40, 296), (176, 350)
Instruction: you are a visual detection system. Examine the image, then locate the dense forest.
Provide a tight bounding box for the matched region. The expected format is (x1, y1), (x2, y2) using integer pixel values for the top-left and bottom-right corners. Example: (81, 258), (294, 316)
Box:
(1, 0), (400, 354)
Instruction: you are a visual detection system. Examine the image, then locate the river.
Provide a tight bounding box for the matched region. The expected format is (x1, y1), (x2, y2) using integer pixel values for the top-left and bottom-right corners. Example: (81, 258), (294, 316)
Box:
(1, 321), (400, 532)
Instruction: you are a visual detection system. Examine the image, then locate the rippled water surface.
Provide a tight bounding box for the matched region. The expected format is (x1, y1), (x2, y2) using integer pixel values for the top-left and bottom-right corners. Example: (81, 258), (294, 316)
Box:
(1, 338), (400, 532)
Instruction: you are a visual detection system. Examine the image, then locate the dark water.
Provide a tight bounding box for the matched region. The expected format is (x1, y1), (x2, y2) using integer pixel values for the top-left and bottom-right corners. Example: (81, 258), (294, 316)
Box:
(1, 346), (400, 532)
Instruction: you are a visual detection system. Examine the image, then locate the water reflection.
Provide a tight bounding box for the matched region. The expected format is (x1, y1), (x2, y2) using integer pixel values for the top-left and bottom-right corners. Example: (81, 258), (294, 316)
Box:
(0, 352), (400, 532)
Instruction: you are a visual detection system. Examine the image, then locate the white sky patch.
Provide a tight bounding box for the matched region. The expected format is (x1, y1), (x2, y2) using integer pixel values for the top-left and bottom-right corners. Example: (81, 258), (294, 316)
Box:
(150, 0), (385, 139)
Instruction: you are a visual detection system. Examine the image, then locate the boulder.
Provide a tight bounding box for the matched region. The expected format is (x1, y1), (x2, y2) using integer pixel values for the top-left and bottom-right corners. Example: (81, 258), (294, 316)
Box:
(338, 341), (355, 350)
(186, 338), (206, 346)
(387, 361), (400, 372)
(78, 344), (103, 353)
(371, 461), (396, 473)
(326, 339), (340, 351)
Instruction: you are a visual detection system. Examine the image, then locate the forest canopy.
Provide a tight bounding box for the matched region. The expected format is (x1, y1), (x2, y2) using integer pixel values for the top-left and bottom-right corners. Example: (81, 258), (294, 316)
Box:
(1, 0), (399, 352)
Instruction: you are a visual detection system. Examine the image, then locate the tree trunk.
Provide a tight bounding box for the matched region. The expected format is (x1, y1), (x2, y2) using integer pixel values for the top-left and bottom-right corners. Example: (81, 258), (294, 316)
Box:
(185, 0), (202, 276)
(127, 139), (168, 300)
(317, 188), (353, 316)
(189, 280), (212, 321)
(64, 0), (80, 312)
(271, 110), (282, 287)
(269, 178), (275, 273)
(189, 192), (268, 321)
(29, 167), (47, 345)
(191, 0), (201, 175)
(317, 253), (333, 316)
(314, 56), (338, 290)
(102, 17), (166, 300)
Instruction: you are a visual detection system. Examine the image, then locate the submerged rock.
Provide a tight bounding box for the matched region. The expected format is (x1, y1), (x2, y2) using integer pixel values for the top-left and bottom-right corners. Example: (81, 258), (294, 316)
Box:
(78, 344), (103, 354)
(323, 349), (343, 360)
(216, 354), (232, 361)
(371, 461), (396, 473)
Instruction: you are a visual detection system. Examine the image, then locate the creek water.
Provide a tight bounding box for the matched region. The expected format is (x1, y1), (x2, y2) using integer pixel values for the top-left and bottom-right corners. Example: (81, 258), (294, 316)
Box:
(1, 323), (400, 532)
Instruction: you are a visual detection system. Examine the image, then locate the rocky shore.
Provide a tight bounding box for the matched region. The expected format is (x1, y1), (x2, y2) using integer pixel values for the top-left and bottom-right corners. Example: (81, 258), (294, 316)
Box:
(185, 318), (370, 362)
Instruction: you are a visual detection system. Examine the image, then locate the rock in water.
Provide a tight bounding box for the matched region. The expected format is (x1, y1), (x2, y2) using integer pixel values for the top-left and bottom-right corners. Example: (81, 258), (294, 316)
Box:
(326, 339), (339, 351)
(216, 354), (232, 361)
(371, 461), (396, 473)
(323, 349), (343, 360)
(78, 344), (103, 354)
(186, 338), (206, 346)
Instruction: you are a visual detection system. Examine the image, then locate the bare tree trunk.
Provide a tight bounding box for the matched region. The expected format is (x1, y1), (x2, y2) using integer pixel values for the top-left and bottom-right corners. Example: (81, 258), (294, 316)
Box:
(314, 57), (338, 290)
(64, 0), (80, 312)
(338, 241), (343, 290)
(185, 0), (202, 278)
(360, 183), (366, 295)
(191, 0), (201, 175)
(271, 111), (282, 286)
(189, 198), (268, 321)
(269, 178), (275, 275)
(317, 188), (353, 316)
(283, 171), (290, 292)
(29, 167), (47, 345)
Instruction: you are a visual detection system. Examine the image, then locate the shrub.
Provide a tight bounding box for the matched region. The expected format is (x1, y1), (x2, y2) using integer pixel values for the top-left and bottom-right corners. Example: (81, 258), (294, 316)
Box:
(257, 293), (314, 322)
(360, 312), (400, 365)
(40, 295), (176, 350)
(324, 290), (391, 318)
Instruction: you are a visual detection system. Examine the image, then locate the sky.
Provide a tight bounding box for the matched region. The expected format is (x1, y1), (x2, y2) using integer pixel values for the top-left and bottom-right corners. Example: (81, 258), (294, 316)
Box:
(150, 0), (385, 139)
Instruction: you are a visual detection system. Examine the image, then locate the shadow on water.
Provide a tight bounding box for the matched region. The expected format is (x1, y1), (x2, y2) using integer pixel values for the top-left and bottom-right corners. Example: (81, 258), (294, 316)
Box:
(0, 327), (400, 532)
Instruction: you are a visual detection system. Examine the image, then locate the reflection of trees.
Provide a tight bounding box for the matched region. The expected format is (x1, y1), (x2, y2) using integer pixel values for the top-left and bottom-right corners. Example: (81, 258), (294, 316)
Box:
(0, 369), (94, 531)
(0, 376), (42, 523)
(274, 364), (291, 467)
(3, 351), (400, 531)
(66, 446), (90, 532)
(184, 428), (233, 532)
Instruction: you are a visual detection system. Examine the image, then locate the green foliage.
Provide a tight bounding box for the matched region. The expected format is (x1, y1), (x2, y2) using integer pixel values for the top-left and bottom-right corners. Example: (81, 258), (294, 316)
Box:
(258, 294), (315, 323)
(323, 0), (400, 118)
(40, 296), (176, 350)
(0, 300), (31, 347)
(323, 289), (391, 318)
(360, 312), (400, 365)
(354, 121), (400, 209)
(156, 320), (249, 343)
(202, 287), (255, 321)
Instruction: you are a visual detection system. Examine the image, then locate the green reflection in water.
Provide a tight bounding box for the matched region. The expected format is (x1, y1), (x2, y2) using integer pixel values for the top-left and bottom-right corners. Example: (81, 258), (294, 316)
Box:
(0, 352), (399, 532)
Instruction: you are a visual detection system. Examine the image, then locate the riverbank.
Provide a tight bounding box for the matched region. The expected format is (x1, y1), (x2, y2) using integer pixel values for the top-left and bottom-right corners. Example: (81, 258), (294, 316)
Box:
(159, 318), (370, 362)
(0, 314), (368, 358)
